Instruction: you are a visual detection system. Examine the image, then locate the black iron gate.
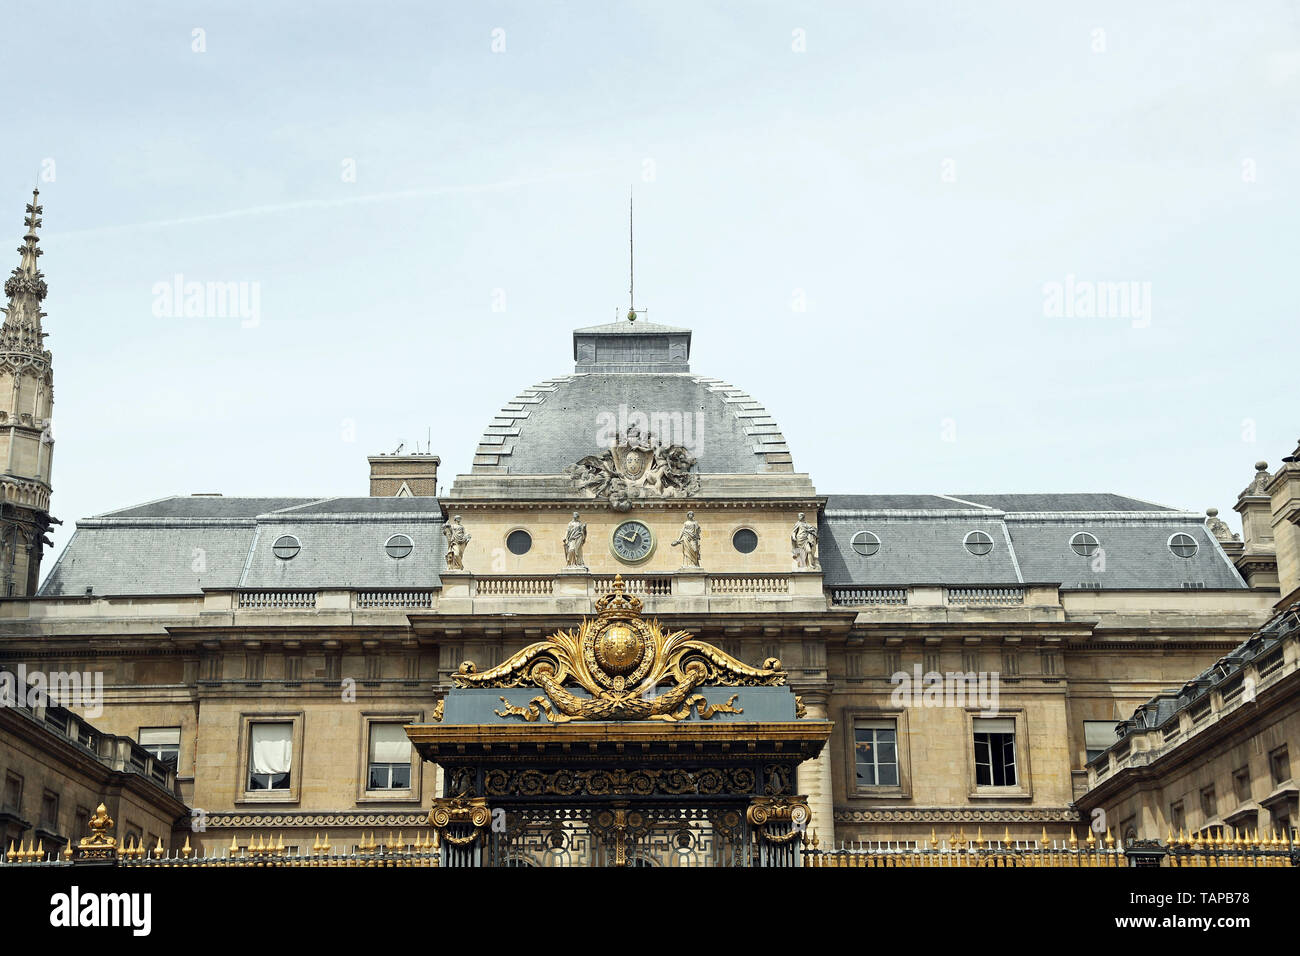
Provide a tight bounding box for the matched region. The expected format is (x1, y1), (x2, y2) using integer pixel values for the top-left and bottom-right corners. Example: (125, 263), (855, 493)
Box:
(484, 805), (753, 867)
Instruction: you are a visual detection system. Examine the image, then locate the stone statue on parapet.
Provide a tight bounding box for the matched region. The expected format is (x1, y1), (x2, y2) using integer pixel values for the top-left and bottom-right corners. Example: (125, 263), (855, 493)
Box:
(443, 515), (470, 571)
(564, 512), (588, 568)
(791, 512), (819, 570)
(671, 511), (702, 568)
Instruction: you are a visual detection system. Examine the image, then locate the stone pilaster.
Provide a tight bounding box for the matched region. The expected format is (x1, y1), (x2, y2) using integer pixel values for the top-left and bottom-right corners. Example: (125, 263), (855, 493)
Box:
(795, 684), (835, 846)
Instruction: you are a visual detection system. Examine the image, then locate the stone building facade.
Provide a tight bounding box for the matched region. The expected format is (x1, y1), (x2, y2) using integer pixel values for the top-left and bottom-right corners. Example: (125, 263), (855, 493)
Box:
(1077, 608), (1298, 845)
(1, 681), (186, 856)
(0, 192), (1295, 857)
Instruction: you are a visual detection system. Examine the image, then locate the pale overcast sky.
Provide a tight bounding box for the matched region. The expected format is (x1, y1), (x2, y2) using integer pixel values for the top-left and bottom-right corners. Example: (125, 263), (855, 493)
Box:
(4, 1), (1298, 574)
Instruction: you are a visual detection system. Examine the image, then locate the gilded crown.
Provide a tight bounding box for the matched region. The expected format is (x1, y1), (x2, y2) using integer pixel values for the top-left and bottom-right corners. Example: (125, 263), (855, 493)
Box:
(594, 574), (643, 617)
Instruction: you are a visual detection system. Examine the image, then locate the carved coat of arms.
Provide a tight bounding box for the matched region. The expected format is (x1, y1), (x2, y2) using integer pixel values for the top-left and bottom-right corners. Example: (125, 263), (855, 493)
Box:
(564, 424), (699, 511)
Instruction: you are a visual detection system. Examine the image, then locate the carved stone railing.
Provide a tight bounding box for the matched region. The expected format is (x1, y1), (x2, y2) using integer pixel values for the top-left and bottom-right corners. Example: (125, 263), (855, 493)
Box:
(708, 575), (789, 595)
(237, 591), (317, 609)
(476, 577), (554, 597)
(355, 590), (434, 609)
(946, 587), (1024, 607)
(592, 576), (671, 596)
(829, 586), (907, 607)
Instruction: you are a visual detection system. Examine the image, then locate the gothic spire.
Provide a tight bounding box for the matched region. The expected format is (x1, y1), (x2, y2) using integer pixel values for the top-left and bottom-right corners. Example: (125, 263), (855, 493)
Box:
(1, 187), (50, 356)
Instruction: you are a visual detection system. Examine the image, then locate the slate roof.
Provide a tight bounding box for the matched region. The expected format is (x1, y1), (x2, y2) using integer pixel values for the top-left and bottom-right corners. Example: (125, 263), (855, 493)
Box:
(39, 496), (445, 596)
(571, 320), (692, 335)
(471, 372), (792, 475)
(100, 497), (315, 519)
(820, 494), (1245, 589)
(1097, 608), (1300, 760)
(950, 493), (1177, 513)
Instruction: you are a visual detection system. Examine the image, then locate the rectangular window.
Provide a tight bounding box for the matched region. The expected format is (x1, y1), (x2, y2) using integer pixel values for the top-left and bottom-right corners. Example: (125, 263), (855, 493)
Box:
(40, 791), (59, 829)
(247, 722), (293, 791)
(973, 717), (1017, 787)
(1200, 786), (1217, 821)
(1170, 801), (1185, 832)
(1270, 745), (1291, 786)
(1234, 767), (1251, 804)
(853, 720), (899, 788)
(367, 723), (413, 790)
(138, 727), (181, 769)
(2, 773), (20, 811)
(1084, 721), (1119, 764)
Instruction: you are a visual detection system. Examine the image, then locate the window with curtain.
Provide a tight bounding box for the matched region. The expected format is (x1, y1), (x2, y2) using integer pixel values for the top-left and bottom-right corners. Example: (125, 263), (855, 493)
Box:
(973, 717), (1017, 787)
(247, 722), (292, 790)
(368, 723), (412, 790)
(138, 726), (181, 769)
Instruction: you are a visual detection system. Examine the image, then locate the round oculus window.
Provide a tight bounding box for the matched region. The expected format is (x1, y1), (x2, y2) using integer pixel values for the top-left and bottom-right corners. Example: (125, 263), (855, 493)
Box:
(851, 531), (880, 556)
(506, 529), (532, 555)
(385, 534), (413, 559)
(1168, 533), (1198, 558)
(964, 530), (994, 556)
(272, 535), (300, 560)
(1070, 531), (1100, 557)
(732, 528), (758, 554)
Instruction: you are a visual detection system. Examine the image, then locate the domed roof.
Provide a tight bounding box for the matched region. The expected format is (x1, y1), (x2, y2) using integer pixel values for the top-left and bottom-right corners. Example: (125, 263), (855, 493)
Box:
(471, 321), (793, 475)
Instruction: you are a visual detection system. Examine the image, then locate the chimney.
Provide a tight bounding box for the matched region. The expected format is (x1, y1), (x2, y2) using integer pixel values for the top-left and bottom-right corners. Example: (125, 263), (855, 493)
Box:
(368, 453), (440, 497)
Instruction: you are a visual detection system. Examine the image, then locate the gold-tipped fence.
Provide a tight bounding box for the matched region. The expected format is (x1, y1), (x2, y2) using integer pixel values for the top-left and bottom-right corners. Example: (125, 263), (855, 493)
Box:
(801, 826), (1298, 868)
(3, 804), (1296, 868)
(3, 804), (440, 868)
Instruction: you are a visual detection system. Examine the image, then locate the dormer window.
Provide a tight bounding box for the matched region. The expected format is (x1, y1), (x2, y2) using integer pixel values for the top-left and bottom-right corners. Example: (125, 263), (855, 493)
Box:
(964, 531), (993, 556)
(1168, 533), (1198, 558)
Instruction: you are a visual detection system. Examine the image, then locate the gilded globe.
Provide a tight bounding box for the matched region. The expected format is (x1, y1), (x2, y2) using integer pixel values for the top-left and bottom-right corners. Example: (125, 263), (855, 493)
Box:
(595, 622), (644, 675)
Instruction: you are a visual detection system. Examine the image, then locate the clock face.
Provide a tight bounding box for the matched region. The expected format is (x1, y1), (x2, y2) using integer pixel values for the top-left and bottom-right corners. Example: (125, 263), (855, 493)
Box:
(610, 520), (655, 564)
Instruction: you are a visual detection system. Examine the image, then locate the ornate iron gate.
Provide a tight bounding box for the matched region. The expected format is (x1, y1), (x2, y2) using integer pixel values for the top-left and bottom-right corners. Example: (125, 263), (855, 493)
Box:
(483, 805), (752, 868)
(410, 576), (831, 868)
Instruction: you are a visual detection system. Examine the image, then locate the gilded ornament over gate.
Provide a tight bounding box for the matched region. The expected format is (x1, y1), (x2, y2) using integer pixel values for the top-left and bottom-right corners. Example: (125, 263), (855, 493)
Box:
(454, 575), (788, 722)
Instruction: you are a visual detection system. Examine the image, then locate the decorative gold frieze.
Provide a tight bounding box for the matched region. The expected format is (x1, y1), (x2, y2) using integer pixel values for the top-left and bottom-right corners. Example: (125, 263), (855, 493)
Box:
(482, 766), (760, 798)
(454, 575), (786, 722)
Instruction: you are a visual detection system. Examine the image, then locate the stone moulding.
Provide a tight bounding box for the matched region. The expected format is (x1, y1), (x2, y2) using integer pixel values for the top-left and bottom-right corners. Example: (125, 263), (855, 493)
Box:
(834, 807), (1083, 824)
(199, 811), (430, 828)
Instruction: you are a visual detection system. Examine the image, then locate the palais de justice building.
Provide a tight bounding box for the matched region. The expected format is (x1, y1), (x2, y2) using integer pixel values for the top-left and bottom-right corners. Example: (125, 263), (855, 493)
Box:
(1, 192), (1297, 861)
